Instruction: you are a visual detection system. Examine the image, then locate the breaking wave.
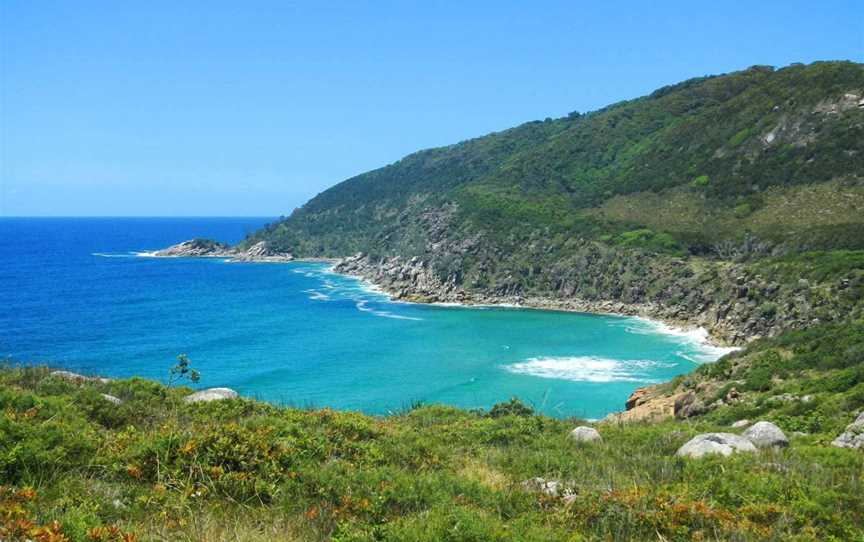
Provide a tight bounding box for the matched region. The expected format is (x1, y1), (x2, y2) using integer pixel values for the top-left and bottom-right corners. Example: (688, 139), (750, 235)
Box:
(504, 356), (673, 383)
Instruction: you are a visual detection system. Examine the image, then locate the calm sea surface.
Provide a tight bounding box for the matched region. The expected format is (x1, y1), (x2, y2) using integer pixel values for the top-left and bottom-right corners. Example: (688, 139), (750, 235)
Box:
(0, 217), (732, 418)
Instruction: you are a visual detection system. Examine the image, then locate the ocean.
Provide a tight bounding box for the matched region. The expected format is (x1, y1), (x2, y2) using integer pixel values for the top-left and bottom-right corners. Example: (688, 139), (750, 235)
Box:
(0, 217), (734, 419)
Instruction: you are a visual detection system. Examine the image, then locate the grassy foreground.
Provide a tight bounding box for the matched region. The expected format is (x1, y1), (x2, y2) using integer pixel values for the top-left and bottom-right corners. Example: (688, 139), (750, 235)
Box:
(1, 362), (863, 541)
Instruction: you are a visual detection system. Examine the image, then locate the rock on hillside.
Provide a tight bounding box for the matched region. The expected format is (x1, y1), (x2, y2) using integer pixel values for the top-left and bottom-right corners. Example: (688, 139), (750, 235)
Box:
(743, 421), (789, 448)
(184, 387), (239, 403)
(676, 433), (758, 458)
(832, 412), (864, 449)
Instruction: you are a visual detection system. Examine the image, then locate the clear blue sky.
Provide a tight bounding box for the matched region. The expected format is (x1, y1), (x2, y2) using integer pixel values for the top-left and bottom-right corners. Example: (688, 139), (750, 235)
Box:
(1, 1), (862, 216)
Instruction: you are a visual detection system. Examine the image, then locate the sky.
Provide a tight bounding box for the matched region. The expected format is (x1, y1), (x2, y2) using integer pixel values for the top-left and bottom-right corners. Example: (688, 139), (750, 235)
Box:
(1, 1), (862, 216)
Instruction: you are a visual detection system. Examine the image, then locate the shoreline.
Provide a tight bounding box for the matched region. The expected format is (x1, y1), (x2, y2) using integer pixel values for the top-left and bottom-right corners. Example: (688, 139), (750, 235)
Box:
(334, 268), (738, 353)
(138, 243), (738, 351)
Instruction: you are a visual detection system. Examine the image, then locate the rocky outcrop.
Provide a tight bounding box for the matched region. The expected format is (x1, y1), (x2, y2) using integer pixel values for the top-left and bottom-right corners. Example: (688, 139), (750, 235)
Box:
(152, 239), (235, 258)
(832, 412), (864, 450)
(230, 241), (295, 262)
(676, 433), (757, 458)
(568, 426), (602, 443)
(184, 387), (239, 403)
(333, 244), (848, 346)
(603, 387), (683, 424)
(743, 421), (789, 448)
(151, 239), (295, 263)
(50, 370), (112, 384)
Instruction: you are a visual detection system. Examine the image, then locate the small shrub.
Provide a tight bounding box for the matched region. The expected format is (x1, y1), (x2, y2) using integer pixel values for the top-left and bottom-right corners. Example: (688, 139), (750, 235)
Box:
(488, 398), (534, 418)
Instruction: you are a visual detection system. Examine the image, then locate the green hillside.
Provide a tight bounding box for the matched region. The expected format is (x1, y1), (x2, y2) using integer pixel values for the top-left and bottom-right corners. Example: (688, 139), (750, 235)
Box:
(234, 61), (864, 346)
(244, 61), (864, 257)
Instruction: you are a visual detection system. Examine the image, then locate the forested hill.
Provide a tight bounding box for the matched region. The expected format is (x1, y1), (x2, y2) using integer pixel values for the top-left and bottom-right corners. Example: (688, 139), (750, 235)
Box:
(238, 61), (864, 344)
(243, 61), (864, 257)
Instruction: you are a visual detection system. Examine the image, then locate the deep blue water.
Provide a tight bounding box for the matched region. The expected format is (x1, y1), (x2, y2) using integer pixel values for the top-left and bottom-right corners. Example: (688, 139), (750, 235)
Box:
(0, 218), (732, 418)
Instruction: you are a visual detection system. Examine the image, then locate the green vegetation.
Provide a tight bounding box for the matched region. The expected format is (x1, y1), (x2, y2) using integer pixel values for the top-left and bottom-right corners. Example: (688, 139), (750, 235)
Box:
(232, 62), (864, 346)
(243, 61), (864, 257)
(2, 344), (864, 541)
(665, 322), (864, 436)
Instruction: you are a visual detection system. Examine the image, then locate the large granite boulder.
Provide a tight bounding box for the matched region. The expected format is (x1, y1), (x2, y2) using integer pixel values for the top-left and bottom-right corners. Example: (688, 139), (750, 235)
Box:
(832, 412), (864, 450)
(569, 426), (602, 443)
(743, 421), (788, 448)
(184, 387), (239, 403)
(676, 433), (757, 459)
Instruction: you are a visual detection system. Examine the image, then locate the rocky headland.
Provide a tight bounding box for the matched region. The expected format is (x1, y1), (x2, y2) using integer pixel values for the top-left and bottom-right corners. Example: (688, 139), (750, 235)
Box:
(151, 238), (297, 263)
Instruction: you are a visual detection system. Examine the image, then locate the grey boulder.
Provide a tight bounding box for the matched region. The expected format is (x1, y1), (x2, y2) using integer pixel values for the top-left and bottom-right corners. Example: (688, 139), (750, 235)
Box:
(184, 387), (239, 403)
(743, 421), (788, 448)
(832, 412), (864, 450)
(731, 419), (751, 428)
(676, 433), (757, 459)
(569, 426), (602, 443)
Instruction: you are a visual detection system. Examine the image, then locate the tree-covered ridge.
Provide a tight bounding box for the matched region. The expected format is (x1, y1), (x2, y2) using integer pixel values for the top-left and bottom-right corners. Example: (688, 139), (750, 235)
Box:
(244, 61), (864, 257)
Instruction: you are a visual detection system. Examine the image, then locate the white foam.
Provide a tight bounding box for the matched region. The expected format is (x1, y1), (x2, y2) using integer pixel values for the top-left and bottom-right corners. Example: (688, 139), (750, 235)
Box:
(355, 300), (423, 321)
(505, 356), (670, 383)
(93, 252), (137, 258)
(623, 317), (739, 362)
(303, 289), (330, 301)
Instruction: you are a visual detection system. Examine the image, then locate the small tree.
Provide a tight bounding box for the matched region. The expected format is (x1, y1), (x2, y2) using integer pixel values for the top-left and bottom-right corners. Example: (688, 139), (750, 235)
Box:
(168, 354), (200, 387)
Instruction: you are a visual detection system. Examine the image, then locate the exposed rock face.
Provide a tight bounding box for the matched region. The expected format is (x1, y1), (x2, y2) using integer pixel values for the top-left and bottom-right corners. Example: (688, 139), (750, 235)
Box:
(676, 433), (757, 458)
(151, 239), (294, 262)
(569, 426), (602, 443)
(604, 388), (684, 424)
(152, 239), (235, 258)
(332, 243), (843, 347)
(184, 387), (239, 403)
(731, 419), (751, 428)
(625, 387), (652, 410)
(743, 421), (789, 448)
(832, 412), (864, 450)
(230, 241), (295, 262)
(50, 370), (112, 384)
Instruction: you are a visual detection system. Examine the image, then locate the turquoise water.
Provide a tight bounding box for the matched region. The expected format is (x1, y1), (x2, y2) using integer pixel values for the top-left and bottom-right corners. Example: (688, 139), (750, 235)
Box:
(0, 218), (731, 419)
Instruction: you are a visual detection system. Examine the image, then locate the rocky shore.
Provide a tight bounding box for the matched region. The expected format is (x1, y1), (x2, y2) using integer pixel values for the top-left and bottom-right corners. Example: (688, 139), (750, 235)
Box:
(333, 253), (739, 346)
(151, 238), (848, 350)
(330, 247), (853, 348)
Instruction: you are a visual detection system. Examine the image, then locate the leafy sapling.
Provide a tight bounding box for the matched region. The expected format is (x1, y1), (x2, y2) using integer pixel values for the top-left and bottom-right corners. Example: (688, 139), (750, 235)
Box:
(168, 354), (200, 387)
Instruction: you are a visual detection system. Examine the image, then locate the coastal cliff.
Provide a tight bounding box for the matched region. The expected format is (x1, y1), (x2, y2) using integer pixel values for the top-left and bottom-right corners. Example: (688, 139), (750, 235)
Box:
(333, 249), (861, 346)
